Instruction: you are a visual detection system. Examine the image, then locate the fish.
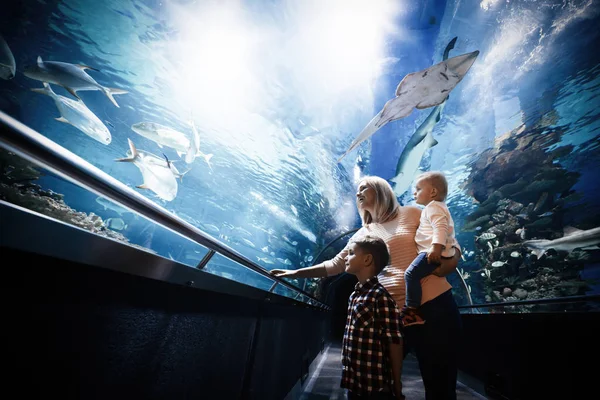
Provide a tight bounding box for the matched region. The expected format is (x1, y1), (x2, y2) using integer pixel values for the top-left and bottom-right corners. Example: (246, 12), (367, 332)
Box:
(199, 223), (220, 234)
(380, 50), (479, 126)
(31, 82), (111, 144)
(476, 232), (497, 241)
(234, 227), (253, 238)
(184, 119), (214, 169)
(116, 138), (178, 201)
(250, 191), (316, 243)
(523, 226), (600, 259)
(388, 39), (458, 196)
(105, 217), (127, 231)
(220, 272), (234, 280)
(162, 153), (190, 182)
(337, 48), (479, 162)
(95, 196), (133, 216)
(241, 238), (256, 248)
(0, 34), (16, 80)
(390, 132), (438, 196)
(256, 256), (274, 265)
(131, 121), (190, 155)
(23, 56), (128, 107)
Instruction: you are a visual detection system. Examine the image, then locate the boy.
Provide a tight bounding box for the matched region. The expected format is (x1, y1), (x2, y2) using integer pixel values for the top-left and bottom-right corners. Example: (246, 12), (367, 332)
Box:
(400, 171), (459, 327)
(342, 235), (404, 400)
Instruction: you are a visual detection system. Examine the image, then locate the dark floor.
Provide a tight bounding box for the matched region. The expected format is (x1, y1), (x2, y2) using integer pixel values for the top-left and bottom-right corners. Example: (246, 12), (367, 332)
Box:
(299, 343), (487, 400)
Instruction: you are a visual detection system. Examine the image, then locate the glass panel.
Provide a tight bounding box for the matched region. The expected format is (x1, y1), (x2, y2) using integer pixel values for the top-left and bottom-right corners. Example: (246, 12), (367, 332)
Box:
(272, 283), (295, 300)
(1, 0), (599, 313)
(460, 298), (600, 314)
(0, 147), (210, 264)
(203, 252), (276, 292)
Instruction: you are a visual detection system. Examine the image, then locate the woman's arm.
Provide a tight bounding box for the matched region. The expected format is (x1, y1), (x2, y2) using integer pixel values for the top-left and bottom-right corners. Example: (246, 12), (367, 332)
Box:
(431, 247), (461, 277)
(270, 263), (328, 278)
(270, 228), (366, 279)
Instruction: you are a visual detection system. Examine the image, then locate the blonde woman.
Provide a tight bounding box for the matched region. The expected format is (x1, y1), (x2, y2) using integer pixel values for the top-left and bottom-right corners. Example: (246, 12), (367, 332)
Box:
(271, 176), (462, 400)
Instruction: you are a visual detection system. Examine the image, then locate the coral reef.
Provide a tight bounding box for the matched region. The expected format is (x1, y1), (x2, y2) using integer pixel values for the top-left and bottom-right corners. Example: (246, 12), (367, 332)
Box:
(462, 120), (595, 310)
(0, 148), (147, 250)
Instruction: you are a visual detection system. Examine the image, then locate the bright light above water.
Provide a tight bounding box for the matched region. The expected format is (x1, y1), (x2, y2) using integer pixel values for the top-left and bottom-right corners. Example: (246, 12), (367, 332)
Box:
(166, 0), (401, 135)
(297, 3), (399, 96)
(169, 4), (257, 113)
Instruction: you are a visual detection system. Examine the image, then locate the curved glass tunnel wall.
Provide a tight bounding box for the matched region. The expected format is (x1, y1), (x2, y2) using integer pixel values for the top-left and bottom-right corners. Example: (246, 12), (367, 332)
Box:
(1, 1), (600, 312)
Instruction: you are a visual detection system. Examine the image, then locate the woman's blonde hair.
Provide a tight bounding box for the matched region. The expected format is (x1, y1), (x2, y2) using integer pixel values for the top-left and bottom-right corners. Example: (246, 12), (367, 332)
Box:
(357, 176), (401, 226)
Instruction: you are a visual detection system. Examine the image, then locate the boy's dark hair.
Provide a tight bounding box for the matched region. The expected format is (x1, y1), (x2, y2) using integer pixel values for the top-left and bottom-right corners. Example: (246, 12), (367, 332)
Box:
(351, 235), (390, 274)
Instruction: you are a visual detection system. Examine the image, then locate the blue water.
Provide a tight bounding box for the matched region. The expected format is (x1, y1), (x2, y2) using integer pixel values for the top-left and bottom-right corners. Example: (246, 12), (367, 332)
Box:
(1, 0), (599, 307)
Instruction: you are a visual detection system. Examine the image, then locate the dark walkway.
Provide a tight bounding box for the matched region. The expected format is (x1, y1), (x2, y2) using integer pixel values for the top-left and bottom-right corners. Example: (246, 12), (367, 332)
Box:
(299, 343), (487, 400)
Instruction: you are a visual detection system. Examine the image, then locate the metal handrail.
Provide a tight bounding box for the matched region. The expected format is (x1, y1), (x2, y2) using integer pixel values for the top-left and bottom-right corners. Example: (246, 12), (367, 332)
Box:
(300, 228), (360, 293)
(458, 294), (600, 309)
(0, 110), (328, 310)
(312, 228), (360, 265)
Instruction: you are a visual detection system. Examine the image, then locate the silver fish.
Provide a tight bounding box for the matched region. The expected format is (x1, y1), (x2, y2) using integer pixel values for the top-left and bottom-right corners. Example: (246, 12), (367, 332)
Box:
(105, 217), (127, 231)
(477, 232), (497, 240)
(162, 153), (190, 182)
(24, 56), (127, 107)
(95, 196), (133, 216)
(116, 139), (178, 201)
(31, 82), (111, 144)
(337, 49), (479, 162)
(0, 34), (16, 80)
(523, 226), (600, 259)
(131, 121), (189, 154)
(184, 119), (214, 169)
(241, 238), (256, 248)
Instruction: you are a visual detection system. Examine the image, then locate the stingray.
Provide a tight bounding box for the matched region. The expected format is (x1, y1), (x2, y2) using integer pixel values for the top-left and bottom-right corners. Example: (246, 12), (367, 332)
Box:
(337, 49), (479, 162)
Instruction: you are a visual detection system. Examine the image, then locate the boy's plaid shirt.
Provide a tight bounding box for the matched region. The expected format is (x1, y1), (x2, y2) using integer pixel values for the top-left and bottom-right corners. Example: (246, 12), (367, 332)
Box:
(341, 276), (403, 395)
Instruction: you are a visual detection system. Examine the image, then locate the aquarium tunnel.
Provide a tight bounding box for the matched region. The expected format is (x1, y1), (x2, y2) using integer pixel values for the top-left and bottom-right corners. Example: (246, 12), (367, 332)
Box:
(1, 1), (599, 399)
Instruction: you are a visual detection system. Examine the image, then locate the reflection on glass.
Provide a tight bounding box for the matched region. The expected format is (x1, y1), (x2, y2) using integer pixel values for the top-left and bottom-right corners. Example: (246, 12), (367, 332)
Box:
(203, 253), (275, 292)
(0, 0), (599, 311)
(273, 283), (309, 304)
(0, 147), (212, 262)
(459, 298), (600, 314)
